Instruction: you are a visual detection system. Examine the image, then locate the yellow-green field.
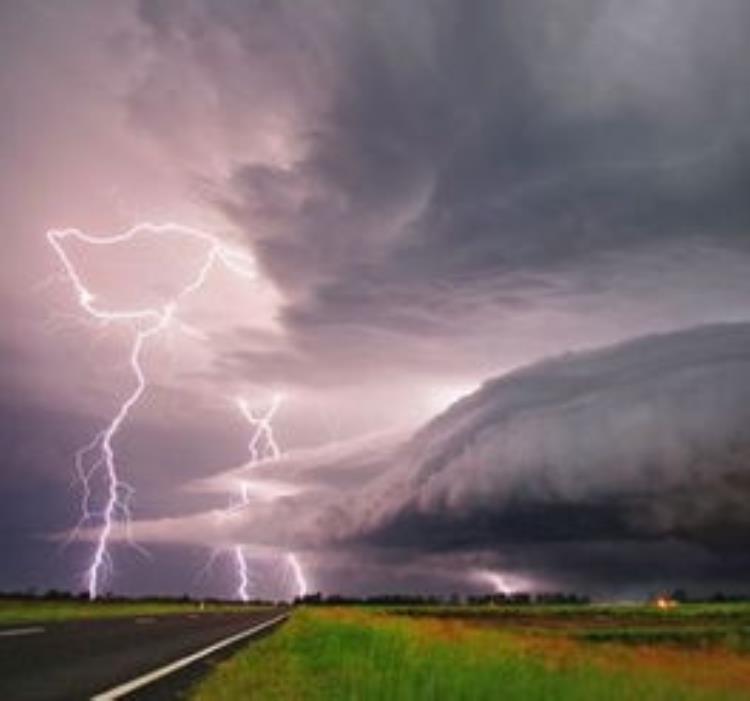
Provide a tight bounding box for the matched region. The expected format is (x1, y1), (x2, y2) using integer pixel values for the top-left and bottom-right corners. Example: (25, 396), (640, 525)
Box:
(191, 604), (750, 700)
(0, 598), (267, 625)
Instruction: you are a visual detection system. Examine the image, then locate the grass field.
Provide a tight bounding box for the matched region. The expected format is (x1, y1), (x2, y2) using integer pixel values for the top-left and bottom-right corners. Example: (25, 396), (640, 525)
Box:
(0, 598), (267, 625)
(191, 604), (750, 700)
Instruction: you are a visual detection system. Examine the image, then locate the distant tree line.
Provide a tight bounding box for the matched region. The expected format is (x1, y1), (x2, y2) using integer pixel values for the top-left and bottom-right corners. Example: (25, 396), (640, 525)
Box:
(2, 587), (748, 606)
(0, 589), (282, 606)
(658, 588), (750, 604)
(295, 592), (591, 606)
(295, 589), (750, 606)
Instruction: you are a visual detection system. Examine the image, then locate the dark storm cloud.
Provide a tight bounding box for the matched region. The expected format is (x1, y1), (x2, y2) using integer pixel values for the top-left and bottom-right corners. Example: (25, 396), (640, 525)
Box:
(343, 322), (750, 593)
(363, 323), (750, 550)
(129, 322), (750, 594)
(5, 0), (750, 597)
(192, 0), (750, 383)
(0, 398), (98, 592)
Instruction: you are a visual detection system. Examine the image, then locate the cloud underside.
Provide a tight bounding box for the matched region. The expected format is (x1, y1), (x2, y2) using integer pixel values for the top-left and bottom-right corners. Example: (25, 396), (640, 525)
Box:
(120, 322), (750, 595)
(4, 1), (750, 596)
(126, 0), (750, 388)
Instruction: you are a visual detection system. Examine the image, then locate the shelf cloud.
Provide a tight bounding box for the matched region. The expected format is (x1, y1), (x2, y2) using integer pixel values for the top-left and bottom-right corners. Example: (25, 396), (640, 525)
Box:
(3, 1), (750, 596)
(122, 323), (750, 596)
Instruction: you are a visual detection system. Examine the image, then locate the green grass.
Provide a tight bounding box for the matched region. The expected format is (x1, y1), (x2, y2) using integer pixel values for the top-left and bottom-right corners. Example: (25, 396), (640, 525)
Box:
(392, 603), (750, 653)
(392, 602), (750, 648)
(390, 602), (750, 621)
(190, 608), (743, 701)
(0, 599), (268, 625)
(579, 626), (750, 651)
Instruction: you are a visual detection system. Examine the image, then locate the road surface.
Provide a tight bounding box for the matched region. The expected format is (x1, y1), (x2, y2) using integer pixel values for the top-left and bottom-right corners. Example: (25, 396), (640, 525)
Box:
(0, 608), (287, 701)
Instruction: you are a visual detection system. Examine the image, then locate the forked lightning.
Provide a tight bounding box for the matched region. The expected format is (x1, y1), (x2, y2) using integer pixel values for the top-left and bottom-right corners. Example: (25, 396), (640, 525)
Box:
(48, 222), (255, 599)
(231, 395), (308, 601)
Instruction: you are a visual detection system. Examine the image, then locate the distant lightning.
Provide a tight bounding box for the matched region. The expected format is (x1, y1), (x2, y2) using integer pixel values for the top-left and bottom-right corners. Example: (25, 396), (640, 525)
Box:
(236, 394), (283, 465)
(47, 222), (255, 600)
(286, 551), (308, 600)
(230, 394), (308, 601)
(230, 394), (280, 602)
(473, 569), (532, 596)
(477, 570), (512, 595)
(233, 545), (250, 602)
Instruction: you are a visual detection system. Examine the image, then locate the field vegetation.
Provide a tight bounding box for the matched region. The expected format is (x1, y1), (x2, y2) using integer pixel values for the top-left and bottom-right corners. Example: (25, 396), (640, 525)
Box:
(0, 597), (269, 625)
(192, 604), (750, 700)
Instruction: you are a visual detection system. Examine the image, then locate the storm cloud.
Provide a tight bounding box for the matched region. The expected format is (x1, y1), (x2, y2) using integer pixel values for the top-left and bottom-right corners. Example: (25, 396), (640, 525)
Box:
(3, 1), (750, 596)
(209, 0), (750, 384)
(125, 323), (750, 596)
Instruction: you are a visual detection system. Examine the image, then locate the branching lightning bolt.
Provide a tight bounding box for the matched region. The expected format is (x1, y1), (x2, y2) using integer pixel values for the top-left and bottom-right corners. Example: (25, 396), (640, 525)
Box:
(47, 222), (255, 600)
(232, 545), (251, 603)
(231, 395), (308, 601)
(286, 551), (307, 600)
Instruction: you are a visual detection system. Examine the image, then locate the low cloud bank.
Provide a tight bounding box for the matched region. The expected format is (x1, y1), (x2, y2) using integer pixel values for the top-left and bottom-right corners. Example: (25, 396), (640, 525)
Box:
(125, 323), (750, 595)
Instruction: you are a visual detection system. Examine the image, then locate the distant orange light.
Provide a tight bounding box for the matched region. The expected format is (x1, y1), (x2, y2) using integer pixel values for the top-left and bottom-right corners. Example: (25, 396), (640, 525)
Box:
(655, 597), (677, 610)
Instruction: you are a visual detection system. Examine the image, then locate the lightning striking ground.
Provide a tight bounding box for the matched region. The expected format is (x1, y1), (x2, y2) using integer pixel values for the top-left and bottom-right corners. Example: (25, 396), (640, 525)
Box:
(473, 569), (531, 597)
(47, 222), (256, 600)
(230, 395), (308, 601)
(233, 545), (251, 602)
(286, 551), (307, 600)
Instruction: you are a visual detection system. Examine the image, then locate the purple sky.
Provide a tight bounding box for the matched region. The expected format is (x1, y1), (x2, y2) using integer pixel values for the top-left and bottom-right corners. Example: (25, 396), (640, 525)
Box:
(2, 1), (750, 600)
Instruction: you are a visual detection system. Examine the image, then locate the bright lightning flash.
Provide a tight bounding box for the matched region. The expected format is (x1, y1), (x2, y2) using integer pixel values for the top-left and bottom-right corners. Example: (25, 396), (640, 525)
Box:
(286, 551), (308, 600)
(231, 394), (308, 601)
(47, 222), (255, 600)
(473, 569), (531, 596)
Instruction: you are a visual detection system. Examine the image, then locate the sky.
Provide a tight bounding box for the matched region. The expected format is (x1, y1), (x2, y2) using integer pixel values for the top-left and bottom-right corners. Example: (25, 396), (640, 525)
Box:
(2, 0), (750, 600)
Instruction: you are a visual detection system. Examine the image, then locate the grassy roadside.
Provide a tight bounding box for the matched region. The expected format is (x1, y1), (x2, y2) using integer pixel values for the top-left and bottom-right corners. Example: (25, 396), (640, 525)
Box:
(0, 599), (269, 625)
(393, 602), (750, 621)
(393, 602), (750, 653)
(190, 608), (746, 700)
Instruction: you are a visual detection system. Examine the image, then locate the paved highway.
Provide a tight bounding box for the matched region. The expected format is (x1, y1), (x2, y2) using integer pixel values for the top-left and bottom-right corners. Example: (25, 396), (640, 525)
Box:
(0, 608), (287, 701)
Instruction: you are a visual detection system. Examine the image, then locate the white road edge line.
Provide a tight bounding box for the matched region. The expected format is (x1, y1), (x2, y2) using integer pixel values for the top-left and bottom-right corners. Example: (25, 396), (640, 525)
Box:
(0, 626), (45, 638)
(90, 612), (289, 700)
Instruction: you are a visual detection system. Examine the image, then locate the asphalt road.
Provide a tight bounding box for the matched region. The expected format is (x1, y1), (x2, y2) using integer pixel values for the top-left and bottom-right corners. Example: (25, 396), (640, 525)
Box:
(0, 608), (288, 701)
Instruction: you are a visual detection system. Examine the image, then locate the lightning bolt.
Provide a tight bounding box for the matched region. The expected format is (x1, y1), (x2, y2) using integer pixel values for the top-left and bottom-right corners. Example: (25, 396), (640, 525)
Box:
(473, 569), (530, 596)
(286, 551), (308, 600)
(230, 395), (308, 601)
(47, 222), (256, 600)
(236, 395), (283, 465)
(232, 545), (251, 602)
